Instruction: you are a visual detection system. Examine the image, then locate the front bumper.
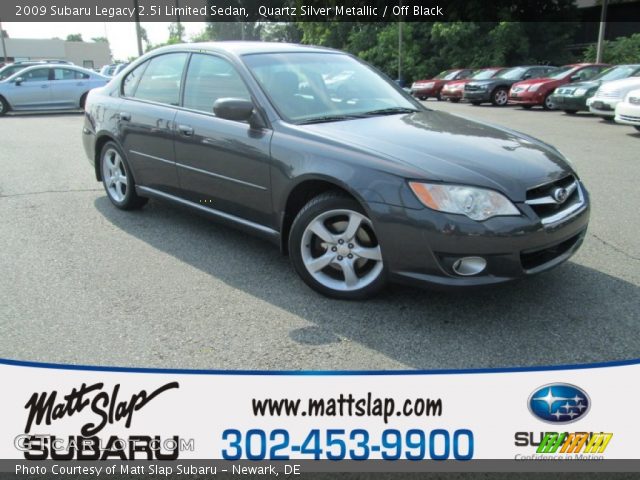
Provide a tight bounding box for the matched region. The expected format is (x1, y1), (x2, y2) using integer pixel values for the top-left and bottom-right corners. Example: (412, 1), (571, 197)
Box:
(368, 184), (590, 289)
(463, 90), (491, 102)
(615, 101), (640, 126)
(587, 97), (619, 117)
(441, 89), (463, 100)
(549, 94), (588, 111)
(509, 90), (546, 106)
(411, 87), (438, 98)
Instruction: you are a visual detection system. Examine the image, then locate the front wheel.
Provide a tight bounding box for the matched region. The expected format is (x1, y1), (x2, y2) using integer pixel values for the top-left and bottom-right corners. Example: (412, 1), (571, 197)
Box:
(564, 110), (578, 115)
(470, 101), (482, 106)
(0, 96), (9, 116)
(543, 93), (555, 110)
(521, 105), (533, 110)
(449, 97), (461, 103)
(100, 141), (147, 210)
(289, 192), (386, 299)
(491, 88), (509, 106)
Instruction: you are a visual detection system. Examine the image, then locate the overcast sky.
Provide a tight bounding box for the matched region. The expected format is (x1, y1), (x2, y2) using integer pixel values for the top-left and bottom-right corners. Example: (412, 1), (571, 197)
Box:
(3, 22), (206, 61)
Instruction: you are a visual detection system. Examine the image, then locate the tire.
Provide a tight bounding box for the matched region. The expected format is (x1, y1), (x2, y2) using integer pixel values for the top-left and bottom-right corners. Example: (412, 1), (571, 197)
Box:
(542, 93), (555, 111)
(99, 141), (147, 210)
(288, 192), (387, 299)
(436, 91), (443, 101)
(490, 87), (509, 106)
(470, 101), (482, 106)
(564, 110), (578, 115)
(0, 96), (9, 116)
(419, 96), (427, 101)
(449, 97), (461, 103)
(521, 105), (533, 110)
(79, 92), (88, 109)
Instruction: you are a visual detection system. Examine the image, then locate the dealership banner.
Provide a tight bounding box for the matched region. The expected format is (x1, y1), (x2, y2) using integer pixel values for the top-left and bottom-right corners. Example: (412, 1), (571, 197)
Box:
(1, 358), (639, 475)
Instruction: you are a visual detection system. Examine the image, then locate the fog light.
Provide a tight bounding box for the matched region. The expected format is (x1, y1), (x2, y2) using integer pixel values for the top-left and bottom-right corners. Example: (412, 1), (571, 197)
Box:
(452, 257), (487, 276)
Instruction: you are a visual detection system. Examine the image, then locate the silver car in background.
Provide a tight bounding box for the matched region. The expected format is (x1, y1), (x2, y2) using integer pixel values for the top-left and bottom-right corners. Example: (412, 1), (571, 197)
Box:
(0, 65), (109, 116)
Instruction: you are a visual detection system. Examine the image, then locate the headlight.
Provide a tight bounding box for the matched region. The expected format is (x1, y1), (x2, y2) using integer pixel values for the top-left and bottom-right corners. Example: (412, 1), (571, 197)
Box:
(409, 182), (520, 221)
(476, 84), (489, 91)
(528, 83), (543, 92)
(574, 88), (588, 96)
(418, 82), (434, 89)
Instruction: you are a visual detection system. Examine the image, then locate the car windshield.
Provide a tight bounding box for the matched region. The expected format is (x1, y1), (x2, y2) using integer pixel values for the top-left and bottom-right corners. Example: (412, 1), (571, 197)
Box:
(594, 65), (640, 81)
(547, 66), (577, 80)
(434, 70), (459, 80)
(0, 65), (26, 80)
(495, 67), (527, 80)
(243, 52), (418, 124)
(471, 69), (500, 80)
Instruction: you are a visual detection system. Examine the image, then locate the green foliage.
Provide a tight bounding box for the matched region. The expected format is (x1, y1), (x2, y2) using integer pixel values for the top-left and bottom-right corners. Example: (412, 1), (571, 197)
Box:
(583, 33), (640, 64)
(91, 37), (108, 43)
(66, 34), (83, 42)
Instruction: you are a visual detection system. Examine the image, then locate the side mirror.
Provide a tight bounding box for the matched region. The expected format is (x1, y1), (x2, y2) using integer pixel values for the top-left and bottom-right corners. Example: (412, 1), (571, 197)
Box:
(14, 77), (24, 86)
(523, 73), (532, 80)
(213, 98), (265, 129)
(570, 74), (580, 82)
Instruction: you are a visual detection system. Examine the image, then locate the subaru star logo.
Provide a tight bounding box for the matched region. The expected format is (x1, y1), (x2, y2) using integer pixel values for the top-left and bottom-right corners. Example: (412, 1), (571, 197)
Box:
(528, 383), (590, 424)
(552, 187), (568, 203)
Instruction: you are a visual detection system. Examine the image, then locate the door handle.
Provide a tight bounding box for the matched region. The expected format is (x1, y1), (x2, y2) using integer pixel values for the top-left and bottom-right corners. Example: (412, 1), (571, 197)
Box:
(177, 124), (194, 136)
(119, 112), (131, 121)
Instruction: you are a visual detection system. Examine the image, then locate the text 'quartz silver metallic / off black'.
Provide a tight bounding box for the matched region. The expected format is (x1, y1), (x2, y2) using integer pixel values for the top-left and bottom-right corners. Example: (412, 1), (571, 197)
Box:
(82, 42), (590, 299)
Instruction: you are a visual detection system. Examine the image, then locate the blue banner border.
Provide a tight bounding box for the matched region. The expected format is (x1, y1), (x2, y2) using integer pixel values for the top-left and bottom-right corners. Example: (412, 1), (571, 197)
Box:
(1, 357), (639, 375)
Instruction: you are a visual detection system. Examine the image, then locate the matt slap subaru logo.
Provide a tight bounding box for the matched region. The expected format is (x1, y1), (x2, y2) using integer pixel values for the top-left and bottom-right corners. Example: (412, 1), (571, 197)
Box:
(528, 383), (590, 424)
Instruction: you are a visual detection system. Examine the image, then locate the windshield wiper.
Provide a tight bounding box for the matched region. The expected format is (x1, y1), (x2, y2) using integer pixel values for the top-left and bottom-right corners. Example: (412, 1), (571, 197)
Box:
(297, 114), (365, 125)
(360, 107), (420, 116)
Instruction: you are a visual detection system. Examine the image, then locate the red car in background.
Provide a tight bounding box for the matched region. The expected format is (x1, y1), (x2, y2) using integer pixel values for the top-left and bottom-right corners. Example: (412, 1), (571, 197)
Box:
(441, 67), (506, 102)
(411, 68), (475, 101)
(509, 63), (609, 110)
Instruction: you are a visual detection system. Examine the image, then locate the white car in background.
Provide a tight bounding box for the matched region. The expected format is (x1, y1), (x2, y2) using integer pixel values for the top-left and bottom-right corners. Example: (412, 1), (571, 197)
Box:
(615, 88), (640, 132)
(587, 76), (640, 119)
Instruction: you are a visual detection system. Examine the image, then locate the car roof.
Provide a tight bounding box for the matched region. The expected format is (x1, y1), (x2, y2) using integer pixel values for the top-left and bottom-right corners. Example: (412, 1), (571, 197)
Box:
(154, 41), (338, 57)
(3, 64), (97, 80)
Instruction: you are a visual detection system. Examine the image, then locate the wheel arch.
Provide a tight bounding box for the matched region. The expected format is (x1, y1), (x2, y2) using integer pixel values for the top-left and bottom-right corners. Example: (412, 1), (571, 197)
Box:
(279, 176), (368, 255)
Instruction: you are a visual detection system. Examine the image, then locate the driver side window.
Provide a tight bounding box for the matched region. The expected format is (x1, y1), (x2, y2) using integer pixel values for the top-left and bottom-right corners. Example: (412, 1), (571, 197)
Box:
(22, 68), (50, 82)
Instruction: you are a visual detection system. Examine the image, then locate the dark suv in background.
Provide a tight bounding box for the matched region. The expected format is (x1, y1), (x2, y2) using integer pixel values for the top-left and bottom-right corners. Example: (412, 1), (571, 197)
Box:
(463, 65), (557, 106)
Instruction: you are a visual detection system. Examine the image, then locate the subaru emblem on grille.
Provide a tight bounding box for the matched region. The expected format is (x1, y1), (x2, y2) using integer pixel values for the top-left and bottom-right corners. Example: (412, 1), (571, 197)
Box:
(552, 187), (568, 203)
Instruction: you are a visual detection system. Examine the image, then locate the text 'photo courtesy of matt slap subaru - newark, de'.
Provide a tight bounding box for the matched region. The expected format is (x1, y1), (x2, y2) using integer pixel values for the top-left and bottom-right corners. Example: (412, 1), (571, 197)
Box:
(0, 0), (639, 477)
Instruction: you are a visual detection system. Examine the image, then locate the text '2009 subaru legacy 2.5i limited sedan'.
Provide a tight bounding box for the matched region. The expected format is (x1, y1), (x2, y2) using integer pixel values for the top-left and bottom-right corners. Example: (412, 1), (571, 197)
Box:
(82, 43), (590, 299)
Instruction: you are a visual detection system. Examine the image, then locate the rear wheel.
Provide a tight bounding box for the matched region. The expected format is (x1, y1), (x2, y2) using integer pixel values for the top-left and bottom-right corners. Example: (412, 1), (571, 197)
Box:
(419, 96), (427, 101)
(0, 96), (9, 116)
(100, 141), (147, 210)
(436, 92), (443, 101)
(491, 88), (509, 106)
(289, 192), (386, 299)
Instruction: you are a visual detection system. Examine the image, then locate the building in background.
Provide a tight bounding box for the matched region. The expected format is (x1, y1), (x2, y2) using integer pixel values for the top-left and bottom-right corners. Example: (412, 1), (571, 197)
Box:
(0, 38), (111, 70)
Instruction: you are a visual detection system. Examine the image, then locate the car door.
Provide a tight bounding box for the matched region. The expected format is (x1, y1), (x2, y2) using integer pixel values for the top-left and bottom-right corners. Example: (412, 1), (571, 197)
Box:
(119, 52), (188, 194)
(49, 67), (89, 108)
(172, 53), (273, 226)
(8, 67), (52, 109)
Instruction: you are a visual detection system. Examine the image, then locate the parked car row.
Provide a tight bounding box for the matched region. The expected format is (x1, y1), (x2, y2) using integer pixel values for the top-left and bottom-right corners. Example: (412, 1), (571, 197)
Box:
(411, 63), (640, 132)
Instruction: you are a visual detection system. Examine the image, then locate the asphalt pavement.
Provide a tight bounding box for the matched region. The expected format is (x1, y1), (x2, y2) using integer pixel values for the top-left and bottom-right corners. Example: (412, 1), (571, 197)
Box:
(0, 103), (638, 371)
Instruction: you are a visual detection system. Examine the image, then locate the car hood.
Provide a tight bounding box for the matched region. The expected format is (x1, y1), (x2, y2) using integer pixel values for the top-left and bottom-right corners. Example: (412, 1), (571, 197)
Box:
(559, 80), (601, 90)
(513, 77), (563, 89)
(303, 111), (573, 201)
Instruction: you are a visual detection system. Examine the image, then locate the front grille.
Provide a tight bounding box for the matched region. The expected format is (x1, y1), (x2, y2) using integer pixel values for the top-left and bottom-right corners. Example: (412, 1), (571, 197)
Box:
(595, 90), (621, 99)
(465, 84), (482, 91)
(520, 232), (582, 271)
(525, 175), (585, 226)
(619, 114), (640, 122)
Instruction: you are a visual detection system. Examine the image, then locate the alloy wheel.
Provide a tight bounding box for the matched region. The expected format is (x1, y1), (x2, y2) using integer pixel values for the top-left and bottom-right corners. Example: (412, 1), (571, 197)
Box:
(493, 89), (508, 106)
(102, 148), (128, 203)
(300, 209), (383, 292)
